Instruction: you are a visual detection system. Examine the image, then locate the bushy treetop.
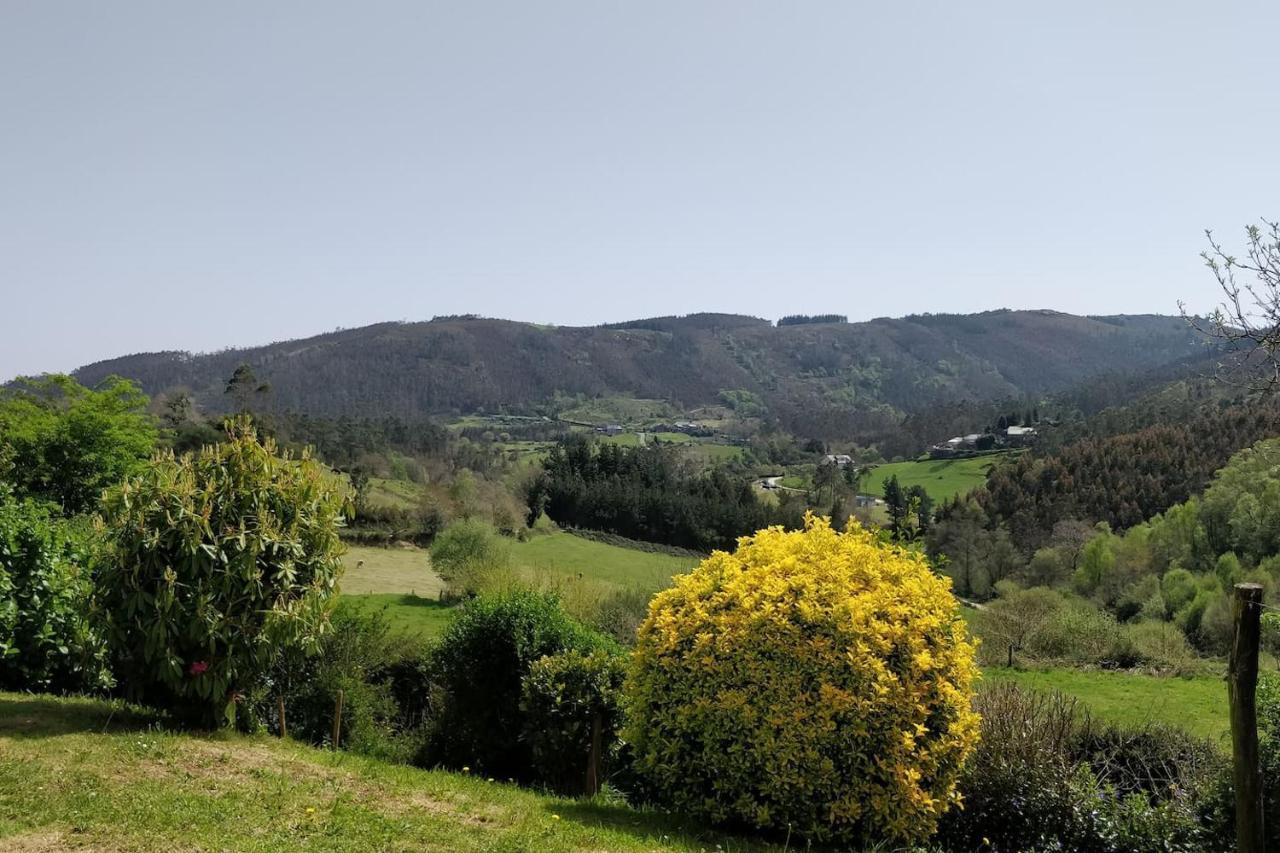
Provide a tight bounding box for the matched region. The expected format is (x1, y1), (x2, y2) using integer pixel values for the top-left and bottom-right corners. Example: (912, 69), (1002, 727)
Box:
(0, 374), (157, 514)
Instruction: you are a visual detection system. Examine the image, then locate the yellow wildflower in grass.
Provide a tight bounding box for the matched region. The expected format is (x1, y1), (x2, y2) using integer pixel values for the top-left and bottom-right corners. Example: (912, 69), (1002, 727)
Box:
(623, 514), (979, 847)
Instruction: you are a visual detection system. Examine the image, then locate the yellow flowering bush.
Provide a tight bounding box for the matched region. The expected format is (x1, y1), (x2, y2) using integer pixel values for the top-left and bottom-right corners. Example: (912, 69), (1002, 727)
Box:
(623, 514), (979, 846)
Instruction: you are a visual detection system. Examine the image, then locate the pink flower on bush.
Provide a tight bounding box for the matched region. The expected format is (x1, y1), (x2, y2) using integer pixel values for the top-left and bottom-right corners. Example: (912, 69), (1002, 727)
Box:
(188, 661), (209, 677)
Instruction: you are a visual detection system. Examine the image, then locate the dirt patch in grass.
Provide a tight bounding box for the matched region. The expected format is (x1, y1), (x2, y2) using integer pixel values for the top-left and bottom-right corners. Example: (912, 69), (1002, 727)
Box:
(2, 830), (103, 852)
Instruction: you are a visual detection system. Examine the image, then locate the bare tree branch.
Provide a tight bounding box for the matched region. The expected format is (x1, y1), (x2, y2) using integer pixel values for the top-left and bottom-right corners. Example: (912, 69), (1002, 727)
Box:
(1180, 219), (1280, 393)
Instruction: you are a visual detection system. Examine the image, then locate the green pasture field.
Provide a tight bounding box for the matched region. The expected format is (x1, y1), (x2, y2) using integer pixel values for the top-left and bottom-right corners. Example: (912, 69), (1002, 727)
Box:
(509, 532), (698, 592)
(558, 396), (674, 426)
(365, 477), (423, 510)
(984, 667), (1228, 743)
(337, 593), (455, 639)
(863, 453), (1013, 503)
(339, 534), (697, 637)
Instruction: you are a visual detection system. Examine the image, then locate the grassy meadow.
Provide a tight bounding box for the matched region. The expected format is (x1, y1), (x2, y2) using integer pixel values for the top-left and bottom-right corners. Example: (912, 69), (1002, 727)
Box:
(984, 667), (1228, 742)
(338, 533), (696, 638)
(364, 477), (423, 511)
(863, 453), (1013, 503)
(509, 532), (697, 591)
(0, 693), (775, 852)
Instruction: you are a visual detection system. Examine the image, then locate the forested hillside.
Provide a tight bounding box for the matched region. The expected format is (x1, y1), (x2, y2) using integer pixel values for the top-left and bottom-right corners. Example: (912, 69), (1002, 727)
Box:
(975, 382), (1280, 549)
(69, 310), (1203, 441)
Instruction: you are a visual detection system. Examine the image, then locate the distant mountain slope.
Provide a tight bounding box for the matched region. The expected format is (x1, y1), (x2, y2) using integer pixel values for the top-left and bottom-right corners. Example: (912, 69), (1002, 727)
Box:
(71, 310), (1204, 436)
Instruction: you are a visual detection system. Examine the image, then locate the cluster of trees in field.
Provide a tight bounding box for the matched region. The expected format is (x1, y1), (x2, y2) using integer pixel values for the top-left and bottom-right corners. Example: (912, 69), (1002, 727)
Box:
(526, 436), (807, 551)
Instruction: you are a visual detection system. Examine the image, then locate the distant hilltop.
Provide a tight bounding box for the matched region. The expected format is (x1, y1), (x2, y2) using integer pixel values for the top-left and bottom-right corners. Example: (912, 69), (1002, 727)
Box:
(69, 310), (1205, 439)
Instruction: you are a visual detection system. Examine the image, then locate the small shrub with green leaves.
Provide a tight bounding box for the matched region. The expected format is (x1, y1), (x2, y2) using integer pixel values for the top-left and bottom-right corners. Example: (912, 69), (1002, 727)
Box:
(520, 648), (626, 795)
(419, 588), (610, 780)
(937, 682), (1214, 852)
(94, 419), (350, 727)
(1199, 672), (1280, 852)
(1073, 718), (1223, 804)
(430, 517), (511, 598)
(0, 488), (111, 693)
(1125, 620), (1198, 673)
(250, 606), (428, 762)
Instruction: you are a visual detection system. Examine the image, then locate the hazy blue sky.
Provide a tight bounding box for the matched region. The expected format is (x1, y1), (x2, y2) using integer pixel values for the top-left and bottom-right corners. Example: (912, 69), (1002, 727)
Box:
(3, 2), (1279, 378)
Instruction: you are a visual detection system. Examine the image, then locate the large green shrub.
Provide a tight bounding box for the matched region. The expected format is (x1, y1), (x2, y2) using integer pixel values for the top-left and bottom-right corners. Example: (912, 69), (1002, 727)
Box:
(419, 588), (609, 779)
(94, 419), (350, 726)
(520, 649), (626, 795)
(625, 516), (979, 847)
(0, 488), (111, 692)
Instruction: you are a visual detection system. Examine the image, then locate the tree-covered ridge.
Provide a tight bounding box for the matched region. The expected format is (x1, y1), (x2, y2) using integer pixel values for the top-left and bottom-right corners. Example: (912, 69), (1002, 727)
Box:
(977, 398), (1280, 549)
(67, 311), (1204, 442)
(776, 313), (847, 326)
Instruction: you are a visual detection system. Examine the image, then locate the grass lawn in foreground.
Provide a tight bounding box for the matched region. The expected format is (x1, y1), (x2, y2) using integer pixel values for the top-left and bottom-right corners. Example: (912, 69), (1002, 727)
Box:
(864, 454), (1013, 503)
(984, 667), (1228, 743)
(0, 693), (776, 852)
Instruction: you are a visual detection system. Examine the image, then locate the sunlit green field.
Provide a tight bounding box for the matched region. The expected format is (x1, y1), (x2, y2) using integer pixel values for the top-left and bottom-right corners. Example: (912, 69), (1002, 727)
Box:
(984, 667), (1228, 743)
(863, 453), (1013, 503)
(338, 593), (456, 638)
(509, 532), (697, 592)
(339, 533), (697, 638)
(340, 546), (442, 597)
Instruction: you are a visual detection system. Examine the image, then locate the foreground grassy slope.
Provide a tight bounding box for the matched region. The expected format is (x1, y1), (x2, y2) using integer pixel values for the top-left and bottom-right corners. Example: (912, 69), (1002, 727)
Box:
(0, 693), (777, 852)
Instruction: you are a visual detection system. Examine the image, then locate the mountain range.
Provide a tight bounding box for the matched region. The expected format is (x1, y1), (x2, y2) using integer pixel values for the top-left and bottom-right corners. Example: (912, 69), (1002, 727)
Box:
(70, 310), (1208, 437)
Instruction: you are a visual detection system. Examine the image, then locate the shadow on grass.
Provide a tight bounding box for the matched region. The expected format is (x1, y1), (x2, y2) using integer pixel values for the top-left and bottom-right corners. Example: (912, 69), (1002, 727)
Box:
(0, 694), (159, 740)
(549, 798), (778, 851)
(387, 594), (453, 611)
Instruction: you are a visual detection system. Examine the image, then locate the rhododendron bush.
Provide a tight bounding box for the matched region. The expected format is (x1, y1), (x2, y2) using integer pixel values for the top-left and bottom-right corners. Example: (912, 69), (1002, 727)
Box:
(624, 514), (979, 846)
(94, 418), (349, 726)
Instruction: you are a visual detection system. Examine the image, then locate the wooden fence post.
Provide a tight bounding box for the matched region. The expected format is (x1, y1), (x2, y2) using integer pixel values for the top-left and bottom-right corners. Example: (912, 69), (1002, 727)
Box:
(277, 694), (288, 739)
(332, 689), (345, 751)
(1230, 582), (1264, 853)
